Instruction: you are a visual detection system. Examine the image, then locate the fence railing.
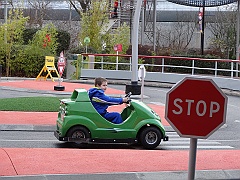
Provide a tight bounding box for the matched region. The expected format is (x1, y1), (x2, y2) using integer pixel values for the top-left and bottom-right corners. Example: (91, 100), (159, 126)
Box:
(81, 53), (240, 79)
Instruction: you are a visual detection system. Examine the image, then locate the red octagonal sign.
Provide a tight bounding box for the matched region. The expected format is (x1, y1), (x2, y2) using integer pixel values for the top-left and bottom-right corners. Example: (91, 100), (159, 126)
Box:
(165, 77), (228, 139)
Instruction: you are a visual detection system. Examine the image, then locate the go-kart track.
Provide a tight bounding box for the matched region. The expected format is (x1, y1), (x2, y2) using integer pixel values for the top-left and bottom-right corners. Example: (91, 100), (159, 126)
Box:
(0, 79), (240, 179)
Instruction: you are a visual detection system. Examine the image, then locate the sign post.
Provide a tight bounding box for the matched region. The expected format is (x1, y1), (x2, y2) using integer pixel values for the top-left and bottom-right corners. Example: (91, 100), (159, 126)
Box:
(84, 37), (90, 53)
(114, 44), (122, 70)
(54, 51), (66, 91)
(138, 65), (146, 102)
(165, 77), (228, 180)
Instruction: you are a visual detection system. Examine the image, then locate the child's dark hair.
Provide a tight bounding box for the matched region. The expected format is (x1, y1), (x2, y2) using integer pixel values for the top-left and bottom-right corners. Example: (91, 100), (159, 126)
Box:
(95, 77), (107, 86)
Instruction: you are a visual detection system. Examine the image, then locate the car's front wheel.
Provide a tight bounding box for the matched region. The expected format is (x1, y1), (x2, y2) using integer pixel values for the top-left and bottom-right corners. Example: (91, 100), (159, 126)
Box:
(139, 126), (162, 149)
(66, 126), (90, 147)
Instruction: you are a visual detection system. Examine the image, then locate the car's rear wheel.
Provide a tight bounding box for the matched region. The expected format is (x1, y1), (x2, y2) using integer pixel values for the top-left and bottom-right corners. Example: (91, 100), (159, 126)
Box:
(66, 126), (90, 148)
(139, 126), (162, 149)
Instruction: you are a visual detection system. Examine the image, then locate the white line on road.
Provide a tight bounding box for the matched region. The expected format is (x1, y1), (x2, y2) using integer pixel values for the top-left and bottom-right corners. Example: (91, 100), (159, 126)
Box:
(149, 88), (169, 93)
(0, 139), (58, 142)
(161, 146), (234, 149)
(150, 102), (165, 106)
(163, 141), (221, 145)
(228, 104), (240, 109)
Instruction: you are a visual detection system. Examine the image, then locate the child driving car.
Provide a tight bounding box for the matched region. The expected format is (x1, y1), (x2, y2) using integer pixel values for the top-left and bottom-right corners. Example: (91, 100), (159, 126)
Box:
(88, 77), (129, 124)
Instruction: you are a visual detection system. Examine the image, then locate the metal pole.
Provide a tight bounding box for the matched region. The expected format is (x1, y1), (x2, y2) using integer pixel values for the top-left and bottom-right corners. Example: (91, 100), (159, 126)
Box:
(201, 1), (205, 55)
(130, 0), (133, 43)
(4, 0), (8, 43)
(132, 0), (143, 83)
(69, 3), (72, 28)
(236, 0), (240, 77)
(4, 0), (7, 23)
(141, 4), (145, 44)
(116, 51), (119, 70)
(141, 78), (144, 102)
(153, 0), (157, 52)
(188, 138), (198, 180)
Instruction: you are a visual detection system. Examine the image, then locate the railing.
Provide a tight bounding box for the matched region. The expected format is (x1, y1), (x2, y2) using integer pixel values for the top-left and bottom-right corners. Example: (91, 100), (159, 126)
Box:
(81, 53), (240, 79)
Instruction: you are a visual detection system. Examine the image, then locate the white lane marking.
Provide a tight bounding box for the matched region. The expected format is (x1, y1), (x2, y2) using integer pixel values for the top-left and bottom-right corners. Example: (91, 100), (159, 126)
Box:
(163, 141), (221, 145)
(0, 139), (58, 142)
(150, 102), (165, 106)
(164, 132), (235, 149)
(161, 146), (234, 149)
(149, 88), (169, 93)
(228, 104), (240, 109)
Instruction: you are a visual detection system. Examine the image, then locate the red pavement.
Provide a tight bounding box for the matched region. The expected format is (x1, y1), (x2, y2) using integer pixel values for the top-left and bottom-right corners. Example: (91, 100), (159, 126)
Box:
(0, 105), (168, 126)
(1, 148), (240, 176)
(0, 80), (239, 177)
(0, 80), (169, 126)
(0, 80), (124, 94)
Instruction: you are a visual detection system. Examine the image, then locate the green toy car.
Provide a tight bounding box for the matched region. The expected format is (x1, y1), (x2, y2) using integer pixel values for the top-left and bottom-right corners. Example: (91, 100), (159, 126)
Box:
(54, 89), (168, 149)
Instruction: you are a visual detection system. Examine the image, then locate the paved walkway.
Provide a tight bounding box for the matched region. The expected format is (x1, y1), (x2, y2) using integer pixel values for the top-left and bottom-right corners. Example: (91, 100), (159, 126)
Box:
(0, 79), (240, 179)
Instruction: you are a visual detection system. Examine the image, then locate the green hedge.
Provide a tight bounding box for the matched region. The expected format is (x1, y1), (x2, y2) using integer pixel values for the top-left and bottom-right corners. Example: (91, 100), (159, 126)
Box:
(0, 28), (70, 77)
(23, 28), (71, 55)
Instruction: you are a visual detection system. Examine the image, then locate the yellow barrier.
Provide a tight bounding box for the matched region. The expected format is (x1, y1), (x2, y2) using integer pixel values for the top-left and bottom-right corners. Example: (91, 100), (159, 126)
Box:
(36, 56), (60, 82)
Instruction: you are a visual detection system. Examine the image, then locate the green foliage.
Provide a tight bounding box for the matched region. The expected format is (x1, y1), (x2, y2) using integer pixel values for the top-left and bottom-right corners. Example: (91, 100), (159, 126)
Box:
(29, 23), (58, 55)
(79, 0), (110, 52)
(107, 23), (130, 54)
(208, 7), (237, 59)
(93, 23), (130, 70)
(126, 45), (154, 71)
(23, 28), (71, 55)
(23, 28), (39, 45)
(125, 45), (233, 76)
(68, 46), (98, 54)
(11, 45), (47, 77)
(56, 30), (71, 54)
(0, 97), (62, 112)
(7, 23), (59, 77)
(69, 55), (82, 80)
(0, 11), (68, 78)
(0, 8), (29, 76)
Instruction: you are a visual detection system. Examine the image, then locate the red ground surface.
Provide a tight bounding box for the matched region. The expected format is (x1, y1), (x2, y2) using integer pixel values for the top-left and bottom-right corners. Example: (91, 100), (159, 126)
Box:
(1, 148), (240, 176)
(0, 105), (168, 126)
(0, 80), (169, 126)
(0, 80), (124, 94)
(0, 80), (239, 177)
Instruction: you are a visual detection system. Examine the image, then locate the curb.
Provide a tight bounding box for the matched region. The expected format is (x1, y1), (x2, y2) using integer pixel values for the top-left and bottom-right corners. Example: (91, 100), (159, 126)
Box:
(1, 169), (240, 180)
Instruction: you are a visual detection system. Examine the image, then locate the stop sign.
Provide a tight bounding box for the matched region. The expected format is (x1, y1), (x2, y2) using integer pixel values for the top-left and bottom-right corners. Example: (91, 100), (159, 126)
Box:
(165, 77), (228, 139)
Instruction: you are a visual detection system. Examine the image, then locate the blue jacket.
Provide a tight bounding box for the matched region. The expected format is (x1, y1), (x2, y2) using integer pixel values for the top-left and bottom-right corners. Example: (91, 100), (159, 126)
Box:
(88, 87), (123, 115)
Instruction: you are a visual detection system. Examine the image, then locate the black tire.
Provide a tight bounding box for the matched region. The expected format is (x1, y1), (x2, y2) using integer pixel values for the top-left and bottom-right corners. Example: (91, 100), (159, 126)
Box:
(139, 126), (162, 149)
(54, 85), (65, 91)
(66, 126), (90, 148)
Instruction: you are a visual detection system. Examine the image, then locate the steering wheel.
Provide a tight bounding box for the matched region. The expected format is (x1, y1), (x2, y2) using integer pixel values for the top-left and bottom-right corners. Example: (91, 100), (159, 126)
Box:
(125, 92), (132, 98)
(125, 92), (132, 104)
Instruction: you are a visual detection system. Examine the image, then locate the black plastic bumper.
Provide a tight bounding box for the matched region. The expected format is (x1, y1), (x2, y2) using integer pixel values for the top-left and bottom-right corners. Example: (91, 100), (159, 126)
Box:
(163, 135), (169, 141)
(54, 130), (138, 144)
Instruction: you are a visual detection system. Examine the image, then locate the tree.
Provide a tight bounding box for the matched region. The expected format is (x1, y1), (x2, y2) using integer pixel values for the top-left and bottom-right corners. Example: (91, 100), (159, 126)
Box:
(78, 0), (109, 52)
(208, 5), (237, 59)
(108, 22), (130, 54)
(26, 0), (51, 28)
(68, 0), (91, 14)
(0, 8), (29, 76)
(28, 23), (58, 55)
(144, 11), (196, 54)
(160, 21), (195, 51)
